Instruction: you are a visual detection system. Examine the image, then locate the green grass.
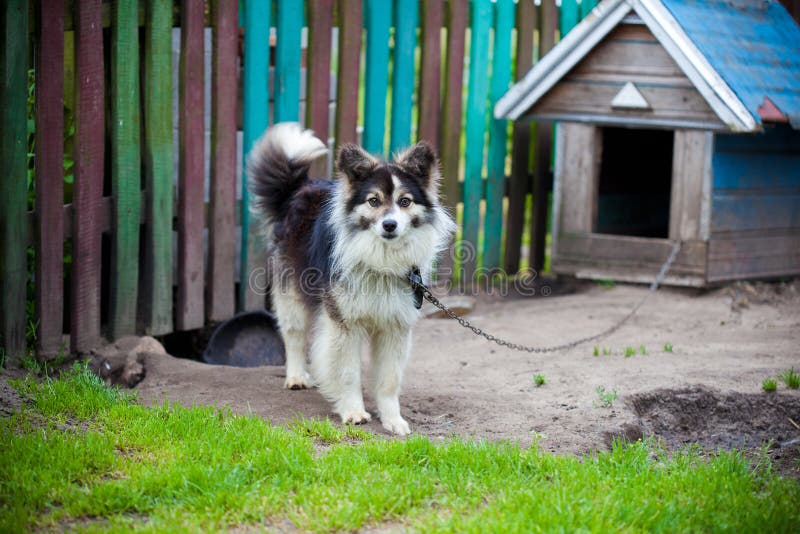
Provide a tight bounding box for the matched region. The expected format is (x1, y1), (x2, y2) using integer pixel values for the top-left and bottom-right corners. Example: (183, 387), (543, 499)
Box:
(2, 363), (799, 532)
(762, 378), (778, 393)
(624, 346), (636, 358)
(533, 374), (546, 387)
(663, 342), (674, 353)
(778, 368), (800, 390)
(595, 386), (618, 408)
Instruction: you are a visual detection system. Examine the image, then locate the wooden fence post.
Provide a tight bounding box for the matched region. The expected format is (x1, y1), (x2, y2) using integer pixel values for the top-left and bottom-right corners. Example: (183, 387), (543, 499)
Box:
(306, 0), (334, 175)
(274, 0), (303, 123)
(417, 0), (444, 148)
(483, 0), (515, 271)
(72, 0), (104, 353)
(34, 0), (65, 357)
(241, 0), (271, 311)
(363, 0), (391, 156)
(462, 0), (492, 284)
(389, 0), (418, 154)
(207, 0), (238, 322)
(334, 0), (361, 151)
(142, 0), (174, 335)
(0, 0), (29, 359)
(109, 0), (141, 340)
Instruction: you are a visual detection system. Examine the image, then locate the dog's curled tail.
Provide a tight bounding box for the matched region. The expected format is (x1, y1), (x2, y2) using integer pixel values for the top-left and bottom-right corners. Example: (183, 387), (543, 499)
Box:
(247, 122), (328, 222)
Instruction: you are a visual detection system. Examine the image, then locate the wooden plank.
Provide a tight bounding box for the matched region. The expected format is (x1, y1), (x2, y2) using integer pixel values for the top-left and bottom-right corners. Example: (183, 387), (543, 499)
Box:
(669, 130), (710, 242)
(274, 0), (302, 123)
(306, 0), (333, 175)
(483, 0), (515, 271)
(580, 0), (598, 19)
(0, 0), (29, 358)
(559, 0), (579, 35)
(708, 231), (800, 282)
(34, 0), (65, 357)
(71, 0), (104, 353)
(389, 0), (418, 154)
(529, 0), (557, 272)
(711, 193), (800, 234)
(207, 0), (238, 322)
(109, 0), (141, 340)
(437, 0), (467, 281)
(240, 0), (270, 311)
(177, 0), (205, 330)
(141, 0), (173, 335)
(556, 123), (600, 234)
(461, 0), (493, 282)
(362, 0), (391, 156)
(334, 0), (361, 151)
(504, 0), (535, 273)
(417, 0), (443, 147)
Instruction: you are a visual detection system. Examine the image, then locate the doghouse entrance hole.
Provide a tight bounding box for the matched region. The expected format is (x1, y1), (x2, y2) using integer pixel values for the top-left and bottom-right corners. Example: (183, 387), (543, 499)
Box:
(596, 127), (673, 238)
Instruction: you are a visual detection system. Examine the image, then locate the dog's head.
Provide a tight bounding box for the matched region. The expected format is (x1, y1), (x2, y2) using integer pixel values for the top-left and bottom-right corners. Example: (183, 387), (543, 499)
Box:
(336, 142), (442, 242)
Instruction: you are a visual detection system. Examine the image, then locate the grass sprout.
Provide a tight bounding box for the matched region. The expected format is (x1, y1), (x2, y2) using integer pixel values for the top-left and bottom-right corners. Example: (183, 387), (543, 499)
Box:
(778, 368), (800, 389)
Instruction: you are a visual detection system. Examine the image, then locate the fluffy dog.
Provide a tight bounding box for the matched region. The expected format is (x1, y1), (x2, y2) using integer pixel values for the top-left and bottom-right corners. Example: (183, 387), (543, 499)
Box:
(248, 123), (455, 435)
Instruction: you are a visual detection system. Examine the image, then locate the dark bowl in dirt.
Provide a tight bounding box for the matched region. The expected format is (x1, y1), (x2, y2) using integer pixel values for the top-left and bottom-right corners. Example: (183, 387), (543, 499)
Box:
(202, 310), (286, 367)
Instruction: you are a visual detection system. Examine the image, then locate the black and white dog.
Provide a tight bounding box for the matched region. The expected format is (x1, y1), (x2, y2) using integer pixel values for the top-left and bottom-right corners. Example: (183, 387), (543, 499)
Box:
(248, 123), (455, 435)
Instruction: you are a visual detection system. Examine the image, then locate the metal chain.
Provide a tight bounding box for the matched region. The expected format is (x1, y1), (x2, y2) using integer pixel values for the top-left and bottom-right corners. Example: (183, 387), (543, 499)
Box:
(414, 241), (682, 354)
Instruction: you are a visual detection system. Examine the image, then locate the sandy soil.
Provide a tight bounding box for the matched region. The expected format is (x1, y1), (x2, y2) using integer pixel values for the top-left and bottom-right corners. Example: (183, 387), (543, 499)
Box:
(128, 280), (800, 469)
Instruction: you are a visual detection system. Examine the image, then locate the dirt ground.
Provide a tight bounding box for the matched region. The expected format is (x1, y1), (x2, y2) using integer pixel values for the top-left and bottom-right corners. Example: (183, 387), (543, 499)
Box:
(4, 279), (799, 475)
(128, 279), (800, 473)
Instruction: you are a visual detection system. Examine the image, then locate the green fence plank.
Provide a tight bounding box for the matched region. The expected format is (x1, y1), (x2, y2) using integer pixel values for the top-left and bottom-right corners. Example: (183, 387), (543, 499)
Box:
(0, 0), (29, 358)
(389, 0), (417, 154)
(482, 0), (515, 271)
(109, 0), (141, 340)
(141, 0), (173, 335)
(581, 0), (598, 19)
(560, 0), (579, 35)
(241, 0), (271, 311)
(274, 0), (302, 123)
(461, 0), (492, 282)
(363, 0), (391, 156)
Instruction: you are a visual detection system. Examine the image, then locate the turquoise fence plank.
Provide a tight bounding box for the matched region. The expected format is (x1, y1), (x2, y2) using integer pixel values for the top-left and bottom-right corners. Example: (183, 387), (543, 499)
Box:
(274, 0), (302, 122)
(483, 0), (515, 271)
(461, 0), (492, 282)
(389, 0), (417, 154)
(363, 0), (391, 155)
(581, 0), (598, 19)
(241, 0), (271, 311)
(560, 0), (580, 35)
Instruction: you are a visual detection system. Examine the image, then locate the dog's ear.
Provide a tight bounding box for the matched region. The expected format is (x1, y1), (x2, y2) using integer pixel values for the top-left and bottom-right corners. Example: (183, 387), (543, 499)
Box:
(393, 141), (441, 190)
(336, 144), (377, 182)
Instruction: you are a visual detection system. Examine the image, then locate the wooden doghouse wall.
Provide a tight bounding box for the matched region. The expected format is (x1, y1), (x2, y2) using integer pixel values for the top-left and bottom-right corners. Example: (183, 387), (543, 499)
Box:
(708, 126), (800, 281)
(552, 122), (709, 286)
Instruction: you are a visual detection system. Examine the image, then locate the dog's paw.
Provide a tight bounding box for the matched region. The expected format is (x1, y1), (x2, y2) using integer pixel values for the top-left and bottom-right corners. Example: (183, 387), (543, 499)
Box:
(381, 416), (411, 436)
(340, 410), (372, 425)
(284, 373), (312, 390)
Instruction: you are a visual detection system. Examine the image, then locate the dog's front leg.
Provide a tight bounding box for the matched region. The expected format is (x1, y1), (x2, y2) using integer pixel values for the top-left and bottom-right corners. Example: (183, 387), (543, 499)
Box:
(372, 327), (412, 436)
(312, 312), (371, 425)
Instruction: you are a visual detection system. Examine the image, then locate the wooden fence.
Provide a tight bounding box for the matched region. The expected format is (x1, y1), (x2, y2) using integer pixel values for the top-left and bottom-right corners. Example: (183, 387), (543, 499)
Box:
(0, 0), (594, 360)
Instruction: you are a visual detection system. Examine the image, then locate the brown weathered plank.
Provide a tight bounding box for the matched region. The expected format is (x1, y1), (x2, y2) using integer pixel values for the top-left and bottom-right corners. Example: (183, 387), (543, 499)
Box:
(437, 0), (467, 282)
(177, 0), (205, 330)
(306, 0), (333, 176)
(71, 0), (104, 353)
(554, 122), (601, 234)
(529, 0), (558, 272)
(708, 231), (800, 282)
(34, 0), (65, 357)
(208, 0), (238, 322)
(418, 0), (443, 147)
(334, 0), (362, 151)
(504, 0), (535, 273)
(670, 130), (711, 242)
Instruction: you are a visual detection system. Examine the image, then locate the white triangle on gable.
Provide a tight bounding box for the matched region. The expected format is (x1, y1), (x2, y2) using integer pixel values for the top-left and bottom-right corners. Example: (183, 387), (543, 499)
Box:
(611, 82), (650, 110)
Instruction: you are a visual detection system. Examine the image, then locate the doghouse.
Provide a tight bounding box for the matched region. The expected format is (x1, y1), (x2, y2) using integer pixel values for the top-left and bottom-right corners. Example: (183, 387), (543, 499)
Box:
(495, 0), (800, 286)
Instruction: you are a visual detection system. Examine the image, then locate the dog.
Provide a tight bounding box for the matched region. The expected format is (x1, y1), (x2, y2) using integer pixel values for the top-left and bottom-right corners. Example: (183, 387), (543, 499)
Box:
(247, 123), (455, 435)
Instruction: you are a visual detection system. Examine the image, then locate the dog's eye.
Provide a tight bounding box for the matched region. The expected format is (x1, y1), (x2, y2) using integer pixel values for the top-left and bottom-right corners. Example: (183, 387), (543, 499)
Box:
(398, 197), (412, 208)
(367, 197), (381, 207)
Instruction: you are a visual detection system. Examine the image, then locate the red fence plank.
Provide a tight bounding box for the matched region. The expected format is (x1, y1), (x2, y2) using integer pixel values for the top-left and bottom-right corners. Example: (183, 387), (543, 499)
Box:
(438, 0), (468, 282)
(71, 0), (104, 353)
(504, 0), (535, 274)
(177, 0), (205, 330)
(418, 0), (443, 147)
(208, 0), (238, 322)
(34, 0), (65, 357)
(306, 0), (333, 176)
(334, 0), (361, 151)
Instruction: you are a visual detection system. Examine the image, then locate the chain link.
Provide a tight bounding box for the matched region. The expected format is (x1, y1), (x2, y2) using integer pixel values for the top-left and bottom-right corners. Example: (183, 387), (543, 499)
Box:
(415, 241), (682, 354)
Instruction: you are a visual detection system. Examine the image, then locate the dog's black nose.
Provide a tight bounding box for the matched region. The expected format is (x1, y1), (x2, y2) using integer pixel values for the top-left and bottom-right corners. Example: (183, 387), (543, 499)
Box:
(382, 219), (398, 233)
